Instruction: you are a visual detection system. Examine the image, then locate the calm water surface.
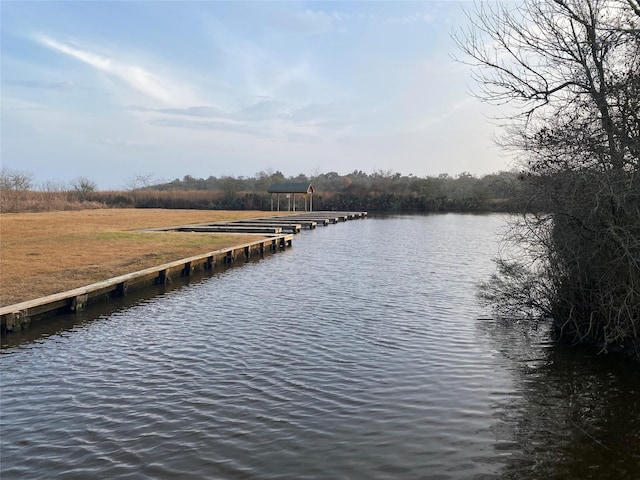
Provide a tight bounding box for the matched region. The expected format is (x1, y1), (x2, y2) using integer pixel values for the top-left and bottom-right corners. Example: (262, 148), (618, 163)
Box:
(1, 214), (639, 479)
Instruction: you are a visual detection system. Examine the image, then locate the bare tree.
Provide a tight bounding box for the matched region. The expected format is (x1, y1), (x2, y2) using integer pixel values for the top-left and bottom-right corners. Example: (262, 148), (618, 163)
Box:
(70, 176), (97, 194)
(0, 168), (34, 191)
(458, 0), (640, 356)
(124, 173), (157, 191)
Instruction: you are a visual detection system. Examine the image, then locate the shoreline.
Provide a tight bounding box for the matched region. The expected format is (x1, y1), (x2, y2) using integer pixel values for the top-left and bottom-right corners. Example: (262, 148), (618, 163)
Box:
(0, 209), (286, 306)
(0, 209), (367, 334)
(1, 234), (293, 333)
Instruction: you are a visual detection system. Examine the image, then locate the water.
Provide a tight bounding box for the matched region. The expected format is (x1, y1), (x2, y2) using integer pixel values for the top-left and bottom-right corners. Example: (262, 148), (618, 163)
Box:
(1, 214), (639, 479)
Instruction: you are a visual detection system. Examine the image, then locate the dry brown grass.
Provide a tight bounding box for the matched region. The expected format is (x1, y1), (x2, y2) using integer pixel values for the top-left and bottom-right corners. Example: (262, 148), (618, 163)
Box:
(0, 208), (286, 306)
(0, 190), (106, 213)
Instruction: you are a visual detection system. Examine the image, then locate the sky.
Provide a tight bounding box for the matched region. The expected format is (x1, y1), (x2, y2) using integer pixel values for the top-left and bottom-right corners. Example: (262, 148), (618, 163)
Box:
(1, 1), (514, 190)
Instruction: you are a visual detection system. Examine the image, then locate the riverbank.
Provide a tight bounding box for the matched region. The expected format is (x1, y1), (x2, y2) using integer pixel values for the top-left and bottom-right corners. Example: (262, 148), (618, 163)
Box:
(0, 209), (286, 307)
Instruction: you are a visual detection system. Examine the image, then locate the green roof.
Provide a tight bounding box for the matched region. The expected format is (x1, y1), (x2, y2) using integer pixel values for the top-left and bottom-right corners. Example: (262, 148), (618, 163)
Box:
(267, 182), (313, 194)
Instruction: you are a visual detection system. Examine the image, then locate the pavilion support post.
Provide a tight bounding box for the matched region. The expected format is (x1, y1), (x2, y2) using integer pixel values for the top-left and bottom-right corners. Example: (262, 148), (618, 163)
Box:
(266, 183), (314, 212)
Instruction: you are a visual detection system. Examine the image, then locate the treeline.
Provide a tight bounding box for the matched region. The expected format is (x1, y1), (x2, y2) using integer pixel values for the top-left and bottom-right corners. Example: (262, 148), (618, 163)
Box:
(0, 168), (524, 213)
(136, 169), (524, 211)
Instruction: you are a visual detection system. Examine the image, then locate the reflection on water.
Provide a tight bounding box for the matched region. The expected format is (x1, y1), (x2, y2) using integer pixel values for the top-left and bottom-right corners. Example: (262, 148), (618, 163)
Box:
(481, 319), (640, 479)
(1, 214), (638, 479)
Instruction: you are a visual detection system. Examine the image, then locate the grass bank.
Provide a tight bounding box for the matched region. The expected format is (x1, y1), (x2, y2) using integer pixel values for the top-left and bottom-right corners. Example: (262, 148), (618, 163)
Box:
(0, 209), (283, 306)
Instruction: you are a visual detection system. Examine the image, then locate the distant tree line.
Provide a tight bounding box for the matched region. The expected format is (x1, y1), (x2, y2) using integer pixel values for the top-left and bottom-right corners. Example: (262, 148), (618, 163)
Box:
(0, 167), (526, 213)
(132, 169), (524, 212)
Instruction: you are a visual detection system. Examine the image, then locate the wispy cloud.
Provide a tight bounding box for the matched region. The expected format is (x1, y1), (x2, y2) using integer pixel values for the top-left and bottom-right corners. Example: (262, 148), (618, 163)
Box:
(130, 96), (351, 144)
(273, 8), (435, 35)
(375, 13), (435, 25)
(4, 79), (78, 91)
(155, 106), (224, 118)
(267, 8), (350, 35)
(34, 35), (197, 106)
(294, 9), (350, 33)
(99, 138), (146, 148)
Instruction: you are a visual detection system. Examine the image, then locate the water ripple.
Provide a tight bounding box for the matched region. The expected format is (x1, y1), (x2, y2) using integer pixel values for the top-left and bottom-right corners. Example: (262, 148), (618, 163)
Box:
(2, 214), (639, 479)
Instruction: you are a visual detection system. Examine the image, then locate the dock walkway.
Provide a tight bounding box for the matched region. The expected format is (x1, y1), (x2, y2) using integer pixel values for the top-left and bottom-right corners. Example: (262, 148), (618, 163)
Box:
(142, 211), (368, 234)
(1, 211), (366, 333)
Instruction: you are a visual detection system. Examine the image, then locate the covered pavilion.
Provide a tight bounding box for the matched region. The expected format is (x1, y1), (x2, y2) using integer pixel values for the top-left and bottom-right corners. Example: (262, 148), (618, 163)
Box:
(267, 183), (314, 212)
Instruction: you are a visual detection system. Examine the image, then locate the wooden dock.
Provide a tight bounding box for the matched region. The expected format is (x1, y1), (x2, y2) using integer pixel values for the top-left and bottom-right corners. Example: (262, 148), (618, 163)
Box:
(0, 235), (293, 333)
(0, 211), (367, 333)
(140, 211), (367, 235)
(176, 225), (285, 234)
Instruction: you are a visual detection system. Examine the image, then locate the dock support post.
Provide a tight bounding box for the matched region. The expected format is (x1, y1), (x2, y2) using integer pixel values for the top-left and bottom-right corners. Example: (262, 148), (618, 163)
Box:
(71, 294), (88, 312)
(4, 310), (30, 332)
(116, 281), (129, 297)
(182, 261), (192, 276)
(156, 269), (170, 285)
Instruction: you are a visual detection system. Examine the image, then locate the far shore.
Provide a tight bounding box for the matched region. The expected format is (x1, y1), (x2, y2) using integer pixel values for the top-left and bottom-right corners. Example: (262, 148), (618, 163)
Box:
(0, 209), (287, 307)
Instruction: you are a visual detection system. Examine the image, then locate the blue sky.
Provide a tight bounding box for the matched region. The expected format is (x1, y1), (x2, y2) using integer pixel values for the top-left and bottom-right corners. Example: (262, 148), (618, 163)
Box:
(1, 1), (513, 189)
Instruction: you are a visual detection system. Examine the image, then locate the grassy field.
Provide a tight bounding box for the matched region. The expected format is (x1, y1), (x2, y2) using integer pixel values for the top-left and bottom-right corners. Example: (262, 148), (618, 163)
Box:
(0, 209), (285, 306)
